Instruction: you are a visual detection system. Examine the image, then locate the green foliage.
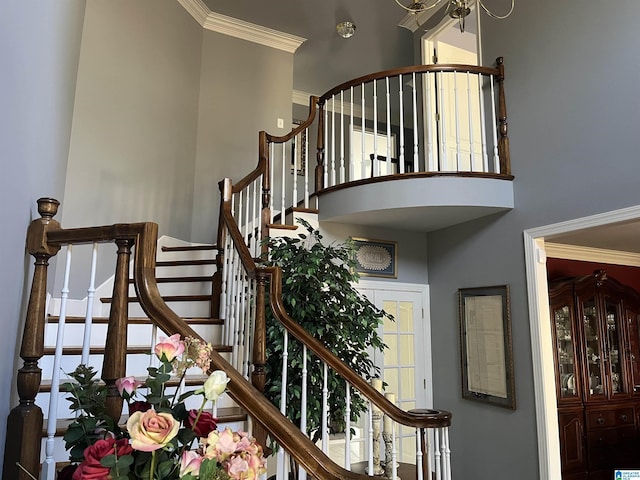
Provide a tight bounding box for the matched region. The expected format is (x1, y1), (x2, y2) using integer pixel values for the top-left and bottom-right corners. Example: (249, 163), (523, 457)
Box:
(61, 365), (125, 463)
(263, 220), (390, 441)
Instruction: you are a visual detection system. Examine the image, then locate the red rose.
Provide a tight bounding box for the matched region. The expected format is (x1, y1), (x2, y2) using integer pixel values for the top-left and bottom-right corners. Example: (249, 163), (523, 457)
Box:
(128, 400), (152, 414)
(184, 409), (218, 437)
(72, 438), (133, 480)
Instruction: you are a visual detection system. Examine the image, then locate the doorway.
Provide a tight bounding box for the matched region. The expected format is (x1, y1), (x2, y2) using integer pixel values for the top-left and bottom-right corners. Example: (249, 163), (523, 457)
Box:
(523, 205), (640, 480)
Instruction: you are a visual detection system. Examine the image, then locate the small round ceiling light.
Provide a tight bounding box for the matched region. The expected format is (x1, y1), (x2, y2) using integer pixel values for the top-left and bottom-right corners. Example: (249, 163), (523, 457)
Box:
(336, 21), (356, 38)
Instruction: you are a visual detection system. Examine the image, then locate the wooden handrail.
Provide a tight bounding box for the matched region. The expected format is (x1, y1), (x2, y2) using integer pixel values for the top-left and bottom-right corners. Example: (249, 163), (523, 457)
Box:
(319, 63), (500, 103)
(218, 202), (451, 430)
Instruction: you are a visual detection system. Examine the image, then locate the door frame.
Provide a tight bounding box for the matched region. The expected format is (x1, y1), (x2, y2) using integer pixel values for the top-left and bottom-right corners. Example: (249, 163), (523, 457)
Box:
(523, 205), (640, 480)
(355, 280), (433, 408)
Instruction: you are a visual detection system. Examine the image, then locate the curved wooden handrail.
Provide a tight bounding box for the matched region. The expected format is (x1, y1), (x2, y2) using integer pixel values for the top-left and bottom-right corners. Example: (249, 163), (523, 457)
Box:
(265, 96), (319, 144)
(218, 205), (452, 430)
(319, 63), (500, 103)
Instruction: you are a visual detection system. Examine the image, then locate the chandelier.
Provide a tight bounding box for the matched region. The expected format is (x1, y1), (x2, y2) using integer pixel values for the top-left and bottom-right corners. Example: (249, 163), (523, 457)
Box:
(394, 0), (514, 32)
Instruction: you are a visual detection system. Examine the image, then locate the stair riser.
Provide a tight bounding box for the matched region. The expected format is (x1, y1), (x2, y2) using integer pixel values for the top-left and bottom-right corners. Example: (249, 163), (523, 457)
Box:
(136, 281), (214, 297)
(123, 300), (212, 318)
(155, 264), (215, 277)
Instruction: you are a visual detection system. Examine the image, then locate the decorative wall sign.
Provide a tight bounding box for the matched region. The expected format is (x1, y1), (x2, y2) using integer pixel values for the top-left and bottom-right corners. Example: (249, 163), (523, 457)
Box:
(458, 285), (516, 409)
(351, 238), (397, 278)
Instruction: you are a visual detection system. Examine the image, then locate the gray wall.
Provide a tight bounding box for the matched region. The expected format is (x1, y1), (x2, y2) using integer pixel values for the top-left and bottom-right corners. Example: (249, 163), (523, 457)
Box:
(190, 32), (294, 243)
(0, 0), (86, 466)
(426, 2), (640, 479)
(61, 0), (202, 239)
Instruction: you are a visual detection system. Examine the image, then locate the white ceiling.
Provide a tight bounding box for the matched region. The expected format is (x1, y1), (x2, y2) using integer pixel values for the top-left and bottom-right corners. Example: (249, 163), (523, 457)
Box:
(547, 219), (640, 254)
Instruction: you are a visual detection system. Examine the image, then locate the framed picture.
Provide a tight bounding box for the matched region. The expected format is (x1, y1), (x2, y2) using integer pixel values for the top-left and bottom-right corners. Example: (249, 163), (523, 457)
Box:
(351, 238), (397, 278)
(458, 285), (515, 409)
(291, 120), (306, 176)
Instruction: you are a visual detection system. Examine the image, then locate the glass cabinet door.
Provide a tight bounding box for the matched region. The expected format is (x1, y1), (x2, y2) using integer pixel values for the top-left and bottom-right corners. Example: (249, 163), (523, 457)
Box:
(627, 307), (640, 394)
(553, 304), (579, 400)
(604, 297), (625, 396)
(581, 296), (605, 399)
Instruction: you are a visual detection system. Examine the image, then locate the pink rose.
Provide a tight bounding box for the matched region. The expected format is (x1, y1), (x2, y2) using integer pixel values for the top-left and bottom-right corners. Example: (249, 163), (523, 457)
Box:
(180, 450), (203, 477)
(154, 333), (185, 362)
(115, 376), (143, 399)
(126, 409), (180, 452)
(72, 438), (132, 480)
(184, 409), (218, 437)
(226, 455), (250, 479)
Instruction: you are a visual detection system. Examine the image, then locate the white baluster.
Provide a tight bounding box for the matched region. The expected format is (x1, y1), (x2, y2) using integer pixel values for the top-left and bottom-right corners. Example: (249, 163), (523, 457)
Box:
(490, 74), (500, 172)
(277, 332), (289, 480)
(361, 83), (366, 179)
(367, 403), (374, 476)
(372, 80), (378, 178)
(331, 96), (336, 186)
(269, 143), (275, 223)
(42, 245), (73, 480)
(304, 128), (309, 209)
(416, 429), (424, 480)
(321, 362), (329, 454)
(345, 382), (351, 470)
(386, 77), (391, 175)
(467, 71), (477, 172)
(434, 428), (442, 480)
(349, 86), (354, 181)
(437, 71), (448, 170)
(292, 135), (298, 209)
(340, 90), (345, 183)
(391, 422), (398, 480)
(412, 72), (419, 172)
(443, 427), (451, 480)
(256, 175), (263, 253)
(426, 72), (435, 171)
(478, 74), (490, 172)
(398, 74), (406, 174)
(454, 71), (462, 171)
(298, 346), (308, 480)
(81, 242), (98, 365)
(281, 143), (286, 225)
(323, 107), (329, 188)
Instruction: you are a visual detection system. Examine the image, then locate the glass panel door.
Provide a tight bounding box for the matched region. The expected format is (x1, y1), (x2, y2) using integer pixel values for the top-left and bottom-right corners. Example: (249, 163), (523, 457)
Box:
(553, 304), (579, 400)
(604, 297), (624, 396)
(582, 297), (605, 399)
(626, 308), (640, 394)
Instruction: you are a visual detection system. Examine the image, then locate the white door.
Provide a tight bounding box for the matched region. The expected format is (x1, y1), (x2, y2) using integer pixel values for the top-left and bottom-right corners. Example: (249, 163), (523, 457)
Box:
(357, 282), (432, 463)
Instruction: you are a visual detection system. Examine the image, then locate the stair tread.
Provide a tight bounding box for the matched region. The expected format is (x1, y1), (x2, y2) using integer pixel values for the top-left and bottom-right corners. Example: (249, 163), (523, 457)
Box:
(161, 244), (216, 252)
(47, 316), (223, 325)
(42, 407), (246, 437)
(267, 223), (298, 231)
(128, 275), (213, 284)
(43, 345), (231, 356)
(100, 294), (211, 304)
(156, 259), (216, 267)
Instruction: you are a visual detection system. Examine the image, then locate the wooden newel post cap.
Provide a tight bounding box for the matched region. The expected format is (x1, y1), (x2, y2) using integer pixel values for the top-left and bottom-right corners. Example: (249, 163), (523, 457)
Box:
(27, 198), (61, 256)
(36, 197), (60, 219)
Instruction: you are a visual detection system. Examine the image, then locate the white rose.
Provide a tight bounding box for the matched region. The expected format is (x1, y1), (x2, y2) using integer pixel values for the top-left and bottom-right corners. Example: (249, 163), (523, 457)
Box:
(203, 370), (230, 401)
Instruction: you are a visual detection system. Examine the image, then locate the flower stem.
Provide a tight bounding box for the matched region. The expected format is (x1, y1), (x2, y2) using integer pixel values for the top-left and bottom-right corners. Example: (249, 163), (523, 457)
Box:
(149, 450), (156, 480)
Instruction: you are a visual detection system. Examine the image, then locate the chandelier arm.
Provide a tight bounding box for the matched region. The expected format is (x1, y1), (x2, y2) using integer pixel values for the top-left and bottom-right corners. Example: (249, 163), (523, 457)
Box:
(394, 0), (447, 13)
(477, 0), (515, 20)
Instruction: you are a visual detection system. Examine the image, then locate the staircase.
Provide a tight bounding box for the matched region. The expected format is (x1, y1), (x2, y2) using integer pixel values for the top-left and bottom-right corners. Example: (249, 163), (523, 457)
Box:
(36, 235), (245, 472)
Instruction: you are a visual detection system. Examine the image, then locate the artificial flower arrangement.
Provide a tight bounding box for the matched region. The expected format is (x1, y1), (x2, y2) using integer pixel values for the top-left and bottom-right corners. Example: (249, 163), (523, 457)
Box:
(58, 334), (266, 480)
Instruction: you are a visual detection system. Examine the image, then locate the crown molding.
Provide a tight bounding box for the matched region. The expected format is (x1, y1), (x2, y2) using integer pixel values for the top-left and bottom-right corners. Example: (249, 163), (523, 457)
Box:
(544, 242), (640, 267)
(178, 0), (306, 53)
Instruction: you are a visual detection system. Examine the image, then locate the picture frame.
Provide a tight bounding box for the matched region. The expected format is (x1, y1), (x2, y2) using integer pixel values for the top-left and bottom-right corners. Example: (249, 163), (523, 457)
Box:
(458, 285), (516, 409)
(351, 238), (397, 278)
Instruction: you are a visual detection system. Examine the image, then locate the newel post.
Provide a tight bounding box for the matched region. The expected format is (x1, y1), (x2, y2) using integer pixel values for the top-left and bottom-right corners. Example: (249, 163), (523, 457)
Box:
(211, 180), (228, 319)
(496, 57), (511, 175)
(102, 235), (133, 422)
(3, 198), (61, 480)
(251, 270), (269, 448)
(259, 131), (271, 259)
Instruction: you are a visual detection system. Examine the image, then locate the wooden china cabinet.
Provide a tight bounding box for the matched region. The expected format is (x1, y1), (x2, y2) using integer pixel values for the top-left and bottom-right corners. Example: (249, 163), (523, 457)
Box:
(549, 270), (640, 480)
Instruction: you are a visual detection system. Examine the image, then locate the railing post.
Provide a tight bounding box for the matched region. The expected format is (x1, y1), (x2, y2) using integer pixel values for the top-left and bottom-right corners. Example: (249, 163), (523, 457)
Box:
(3, 198), (61, 480)
(496, 57), (511, 175)
(316, 101), (326, 192)
(211, 181), (227, 319)
(102, 236), (133, 422)
(251, 270), (268, 448)
(259, 131), (271, 259)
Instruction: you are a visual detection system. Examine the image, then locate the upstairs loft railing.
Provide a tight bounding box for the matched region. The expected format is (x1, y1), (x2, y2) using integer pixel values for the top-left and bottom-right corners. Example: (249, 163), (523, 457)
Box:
(266, 58), (511, 222)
